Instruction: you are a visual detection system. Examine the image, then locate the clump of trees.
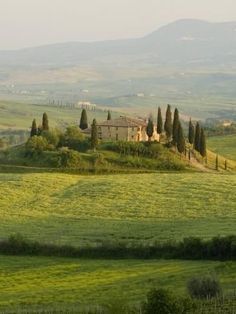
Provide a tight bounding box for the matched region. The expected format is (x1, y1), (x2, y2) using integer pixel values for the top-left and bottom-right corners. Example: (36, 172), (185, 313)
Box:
(187, 275), (221, 299)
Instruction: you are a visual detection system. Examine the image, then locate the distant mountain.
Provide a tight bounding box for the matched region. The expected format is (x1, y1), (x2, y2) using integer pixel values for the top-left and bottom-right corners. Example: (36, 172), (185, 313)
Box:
(1, 19), (236, 67)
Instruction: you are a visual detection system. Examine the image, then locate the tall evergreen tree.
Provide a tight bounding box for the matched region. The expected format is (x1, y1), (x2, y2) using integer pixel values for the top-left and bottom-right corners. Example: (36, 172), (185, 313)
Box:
(107, 110), (111, 120)
(30, 119), (37, 137)
(79, 109), (88, 130)
(156, 107), (163, 135)
(194, 122), (201, 152)
(164, 104), (172, 140)
(177, 122), (185, 154)
(146, 118), (154, 142)
(199, 128), (207, 158)
(188, 118), (195, 145)
(91, 119), (98, 150)
(172, 108), (180, 145)
(42, 113), (49, 131)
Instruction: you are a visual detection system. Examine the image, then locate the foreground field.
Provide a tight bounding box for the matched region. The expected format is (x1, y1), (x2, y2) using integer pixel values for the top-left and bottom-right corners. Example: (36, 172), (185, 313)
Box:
(208, 134), (236, 161)
(0, 255), (235, 311)
(0, 172), (235, 245)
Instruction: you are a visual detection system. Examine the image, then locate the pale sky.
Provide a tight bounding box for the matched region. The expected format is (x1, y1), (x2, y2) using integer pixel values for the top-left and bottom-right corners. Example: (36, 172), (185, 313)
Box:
(0, 0), (236, 50)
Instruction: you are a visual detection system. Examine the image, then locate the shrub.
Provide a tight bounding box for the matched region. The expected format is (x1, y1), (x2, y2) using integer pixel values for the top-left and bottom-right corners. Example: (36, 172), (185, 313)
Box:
(187, 275), (221, 299)
(57, 148), (81, 168)
(59, 126), (85, 151)
(25, 136), (49, 156)
(41, 129), (62, 147)
(142, 288), (195, 314)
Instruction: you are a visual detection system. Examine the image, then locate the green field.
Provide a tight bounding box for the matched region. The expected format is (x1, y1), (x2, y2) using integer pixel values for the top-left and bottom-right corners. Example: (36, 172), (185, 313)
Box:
(0, 172), (235, 246)
(208, 134), (236, 161)
(0, 255), (235, 311)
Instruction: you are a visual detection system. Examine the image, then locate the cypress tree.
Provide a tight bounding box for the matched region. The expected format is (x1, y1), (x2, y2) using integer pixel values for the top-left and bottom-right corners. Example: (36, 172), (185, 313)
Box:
(172, 108), (180, 145)
(91, 119), (98, 150)
(199, 128), (207, 158)
(42, 113), (49, 131)
(80, 109), (88, 130)
(30, 119), (37, 137)
(107, 110), (111, 120)
(177, 122), (185, 154)
(164, 104), (172, 140)
(156, 107), (163, 135)
(188, 118), (195, 145)
(194, 122), (201, 152)
(146, 118), (154, 142)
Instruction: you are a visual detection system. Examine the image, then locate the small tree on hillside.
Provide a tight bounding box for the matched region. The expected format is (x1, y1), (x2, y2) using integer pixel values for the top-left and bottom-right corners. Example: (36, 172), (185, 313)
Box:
(30, 119), (38, 137)
(42, 113), (49, 131)
(194, 122), (201, 152)
(188, 118), (195, 145)
(146, 118), (154, 142)
(107, 110), (111, 120)
(79, 109), (88, 130)
(172, 108), (180, 145)
(164, 104), (172, 141)
(199, 128), (207, 158)
(177, 122), (185, 154)
(91, 119), (98, 150)
(156, 107), (163, 135)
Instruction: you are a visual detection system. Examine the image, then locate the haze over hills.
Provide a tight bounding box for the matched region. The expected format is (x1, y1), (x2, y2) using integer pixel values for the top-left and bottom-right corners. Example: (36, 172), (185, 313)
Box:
(1, 19), (236, 67)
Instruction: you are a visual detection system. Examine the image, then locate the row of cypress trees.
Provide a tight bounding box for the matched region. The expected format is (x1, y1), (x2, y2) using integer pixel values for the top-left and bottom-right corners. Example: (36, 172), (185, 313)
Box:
(30, 113), (49, 137)
(189, 119), (206, 158)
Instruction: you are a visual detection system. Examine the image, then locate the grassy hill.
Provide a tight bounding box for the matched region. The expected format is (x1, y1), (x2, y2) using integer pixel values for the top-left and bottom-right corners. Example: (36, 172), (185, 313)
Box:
(207, 134), (236, 161)
(0, 255), (235, 312)
(0, 172), (235, 246)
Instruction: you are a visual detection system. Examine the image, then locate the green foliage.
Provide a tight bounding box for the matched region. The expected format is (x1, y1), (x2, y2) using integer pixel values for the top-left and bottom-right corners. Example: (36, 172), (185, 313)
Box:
(194, 122), (201, 152)
(107, 110), (112, 120)
(177, 122), (185, 154)
(199, 128), (207, 158)
(91, 119), (98, 149)
(157, 107), (163, 135)
(146, 118), (154, 141)
(42, 112), (49, 131)
(187, 276), (221, 299)
(172, 108), (180, 145)
(41, 129), (61, 147)
(30, 119), (37, 137)
(164, 104), (172, 140)
(188, 119), (195, 145)
(25, 136), (49, 155)
(57, 148), (81, 168)
(79, 109), (88, 130)
(60, 126), (85, 151)
(143, 288), (195, 314)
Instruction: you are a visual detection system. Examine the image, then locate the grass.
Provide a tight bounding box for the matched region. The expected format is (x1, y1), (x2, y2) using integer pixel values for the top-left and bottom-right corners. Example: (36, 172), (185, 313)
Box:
(207, 134), (236, 161)
(0, 172), (235, 246)
(0, 255), (235, 311)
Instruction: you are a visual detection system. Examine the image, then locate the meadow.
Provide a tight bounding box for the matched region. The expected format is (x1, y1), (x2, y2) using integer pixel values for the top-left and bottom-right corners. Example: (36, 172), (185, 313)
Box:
(207, 134), (236, 161)
(0, 255), (235, 311)
(0, 172), (235, 246)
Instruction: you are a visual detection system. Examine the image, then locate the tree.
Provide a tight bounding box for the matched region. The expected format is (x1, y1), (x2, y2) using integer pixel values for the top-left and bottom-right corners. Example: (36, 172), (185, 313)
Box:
(30, 119), (38, 137)
(79, 109), (88, 130)
(194, 122), (201, 152)
(199, 128), (206, 158)
(91, 119), (98, 150)
(172, 108), (180, 145)
(25, 136), (48, 155)
(177, 122), (185, 154)
(60, 126), (85, 150)
(146, 118), (154, 142)
(164, 104), (172, 140)
(143, 288), (195, 314)
(187, 276), (221, 299)
(42, 113), (49, 131)
(107, 110), (111, 120)
(156, 107), (163, 135)
(188, 118), (195, 145)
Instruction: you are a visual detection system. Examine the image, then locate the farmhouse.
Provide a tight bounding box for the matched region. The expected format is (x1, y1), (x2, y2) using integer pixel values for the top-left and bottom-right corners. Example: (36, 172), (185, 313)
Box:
(94, 116), (159, 142)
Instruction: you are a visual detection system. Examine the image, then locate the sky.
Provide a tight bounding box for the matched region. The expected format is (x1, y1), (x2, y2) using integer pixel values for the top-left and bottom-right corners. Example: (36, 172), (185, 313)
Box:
(0, 0), (236, 50)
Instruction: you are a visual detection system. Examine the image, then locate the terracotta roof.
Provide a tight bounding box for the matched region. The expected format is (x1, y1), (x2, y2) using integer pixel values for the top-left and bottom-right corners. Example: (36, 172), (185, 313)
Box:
(97, 116), (147, 127)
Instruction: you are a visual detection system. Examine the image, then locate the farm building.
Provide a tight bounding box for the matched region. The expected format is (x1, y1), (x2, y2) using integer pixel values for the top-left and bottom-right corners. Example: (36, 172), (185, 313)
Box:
(83, 116), (159, 142)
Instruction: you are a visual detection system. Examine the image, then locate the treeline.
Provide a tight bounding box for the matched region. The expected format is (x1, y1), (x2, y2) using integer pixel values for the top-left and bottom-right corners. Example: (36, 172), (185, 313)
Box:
(1, 234), (236, 260)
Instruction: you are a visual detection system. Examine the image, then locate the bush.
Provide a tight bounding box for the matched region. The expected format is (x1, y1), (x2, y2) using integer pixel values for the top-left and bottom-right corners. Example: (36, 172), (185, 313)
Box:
(25, 136), (49, 156)
(187, 275), (221, 299)
(142, 288), (195, 314)
(59, 126), (85, 151)
(41, 129), (62, 147)
(57, 148), (81, 168)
